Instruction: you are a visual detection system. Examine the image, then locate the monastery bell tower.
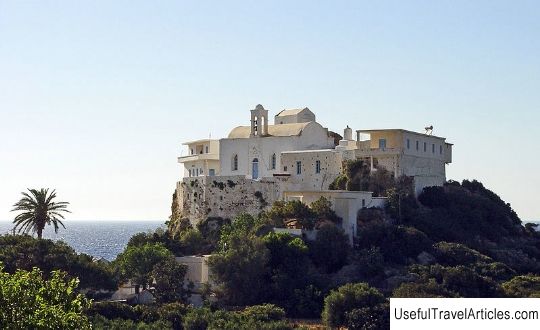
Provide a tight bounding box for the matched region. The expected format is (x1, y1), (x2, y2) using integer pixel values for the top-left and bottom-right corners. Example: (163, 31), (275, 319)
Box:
(250, 104), (269, 137)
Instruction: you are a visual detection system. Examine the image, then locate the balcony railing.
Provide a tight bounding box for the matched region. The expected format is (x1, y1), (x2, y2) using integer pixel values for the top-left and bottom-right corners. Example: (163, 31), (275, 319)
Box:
(177, 153), (219, 163)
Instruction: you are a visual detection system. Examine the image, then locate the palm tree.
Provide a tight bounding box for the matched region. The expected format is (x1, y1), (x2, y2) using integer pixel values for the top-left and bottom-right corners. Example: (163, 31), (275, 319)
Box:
(11, 188), (70, 239)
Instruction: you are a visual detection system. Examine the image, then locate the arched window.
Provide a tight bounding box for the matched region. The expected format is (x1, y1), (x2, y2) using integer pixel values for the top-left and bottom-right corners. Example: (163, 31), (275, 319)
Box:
(252, 158), (259, 179)
(232, 154), (238, 171)
(270, 153), (276, 170)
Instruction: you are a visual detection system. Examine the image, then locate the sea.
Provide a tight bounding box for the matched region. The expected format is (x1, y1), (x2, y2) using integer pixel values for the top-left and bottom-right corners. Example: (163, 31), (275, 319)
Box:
(0, 220), (164, 261)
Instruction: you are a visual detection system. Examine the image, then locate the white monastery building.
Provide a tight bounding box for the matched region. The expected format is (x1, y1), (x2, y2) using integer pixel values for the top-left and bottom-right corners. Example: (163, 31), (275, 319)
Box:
(219, 105), (335, 179)
(175, 104), (453, 243)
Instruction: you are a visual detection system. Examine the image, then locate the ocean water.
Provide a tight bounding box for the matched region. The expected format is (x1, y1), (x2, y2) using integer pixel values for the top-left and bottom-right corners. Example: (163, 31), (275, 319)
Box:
(0, 220), (164, 261)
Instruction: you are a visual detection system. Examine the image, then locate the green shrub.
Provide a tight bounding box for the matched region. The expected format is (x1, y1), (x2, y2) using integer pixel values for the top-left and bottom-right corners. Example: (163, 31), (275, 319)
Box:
(183, 307), (213, 330)
(392, 279), (454, 298)
(89, 315), (171, 330)
(357, 223), (431, 264)
(241, 304), (286, 322)
(433, 242), (492, 266)
(322, 282), (385, 327)
(355, 247), (385, 278)
(291, 285), (325, 319)
(134, 305), (160, 323)
(88, 301), (138, 320)
(502, 275), (540, 297)
(346, 303), (390, 330)
(0, 265), (91, 329)
(474, 262), (515, 281)
(158, 303), (189, 330)
(407, 264), (503, 298)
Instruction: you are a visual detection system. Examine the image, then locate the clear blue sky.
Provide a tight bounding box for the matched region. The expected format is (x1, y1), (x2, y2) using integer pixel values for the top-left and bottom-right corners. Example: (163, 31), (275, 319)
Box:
(0, 0), (538, 221)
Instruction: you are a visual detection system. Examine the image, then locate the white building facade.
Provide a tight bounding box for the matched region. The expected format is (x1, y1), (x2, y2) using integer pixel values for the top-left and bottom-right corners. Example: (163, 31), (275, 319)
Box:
(178, 139), (220, 177)
(218, 105), (335, 179)
(355, 129), (453, 195)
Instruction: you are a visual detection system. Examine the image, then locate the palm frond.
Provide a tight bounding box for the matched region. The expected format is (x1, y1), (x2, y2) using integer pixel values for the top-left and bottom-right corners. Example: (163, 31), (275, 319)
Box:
(11, 188), (70, 238)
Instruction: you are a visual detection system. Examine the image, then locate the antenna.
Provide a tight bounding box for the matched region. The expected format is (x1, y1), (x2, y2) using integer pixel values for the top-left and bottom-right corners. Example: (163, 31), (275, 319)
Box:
(424, 125), (433, 135)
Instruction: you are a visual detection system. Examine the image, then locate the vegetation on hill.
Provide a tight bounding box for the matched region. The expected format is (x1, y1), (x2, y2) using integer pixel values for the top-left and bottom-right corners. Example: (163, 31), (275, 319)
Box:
(0, 235), (116, 291)
(2, 177), (540, 328)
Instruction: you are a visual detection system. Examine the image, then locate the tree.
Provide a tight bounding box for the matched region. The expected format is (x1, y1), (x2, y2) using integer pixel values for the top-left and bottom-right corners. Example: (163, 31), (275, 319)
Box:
(151, 258), (189, 303)
(322, 282), (386, 327)
(207, 214), (272, 305)
(0, 264), (91, 329)
(385, 175), (416, 222)
(11, 188), (70, 239)
(208, 234), (270, 306)
(309, 223), (349, 273)
(262, 232), (312, 315)
(310, 197), (341, 224)
(261, 201), (316, 230)
(217, 214), (269, 250)
(0, 234), (116, 291)
(114, 243), (174, 289)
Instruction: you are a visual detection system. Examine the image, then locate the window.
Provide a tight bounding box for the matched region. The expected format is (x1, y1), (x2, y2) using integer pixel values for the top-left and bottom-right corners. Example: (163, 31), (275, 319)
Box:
(440, 145), (443, 154)
(188, 169), (192, 177)
(232, 154), (238, 171)
(423, 142), (427, 152)
(416, 141), (419, 151)
(284, 166), (287, 172)
(196, 168), (199, 176)
(432, 144), (435, 153)
(296, 161), (302, 175)
(191, 148), (194, 155)
(315, 160), (321, 174)
(362, 199), (366, 208)
(205, 146), (209, 153)
(271, 153), (276, 170)
(252, 158), (259, 179)
(379, 139), (387, 149)
(209, 169), (215, 176)
(407, 139), (410, 149)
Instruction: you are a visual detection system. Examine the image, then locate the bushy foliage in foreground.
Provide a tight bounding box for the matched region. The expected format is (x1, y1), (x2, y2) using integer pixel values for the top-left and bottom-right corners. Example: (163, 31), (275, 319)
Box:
(0, 264), (91, 329)
(182, 304), (291, 330)
(322, 282), (386, 328)
(89, 302), (290, 330)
